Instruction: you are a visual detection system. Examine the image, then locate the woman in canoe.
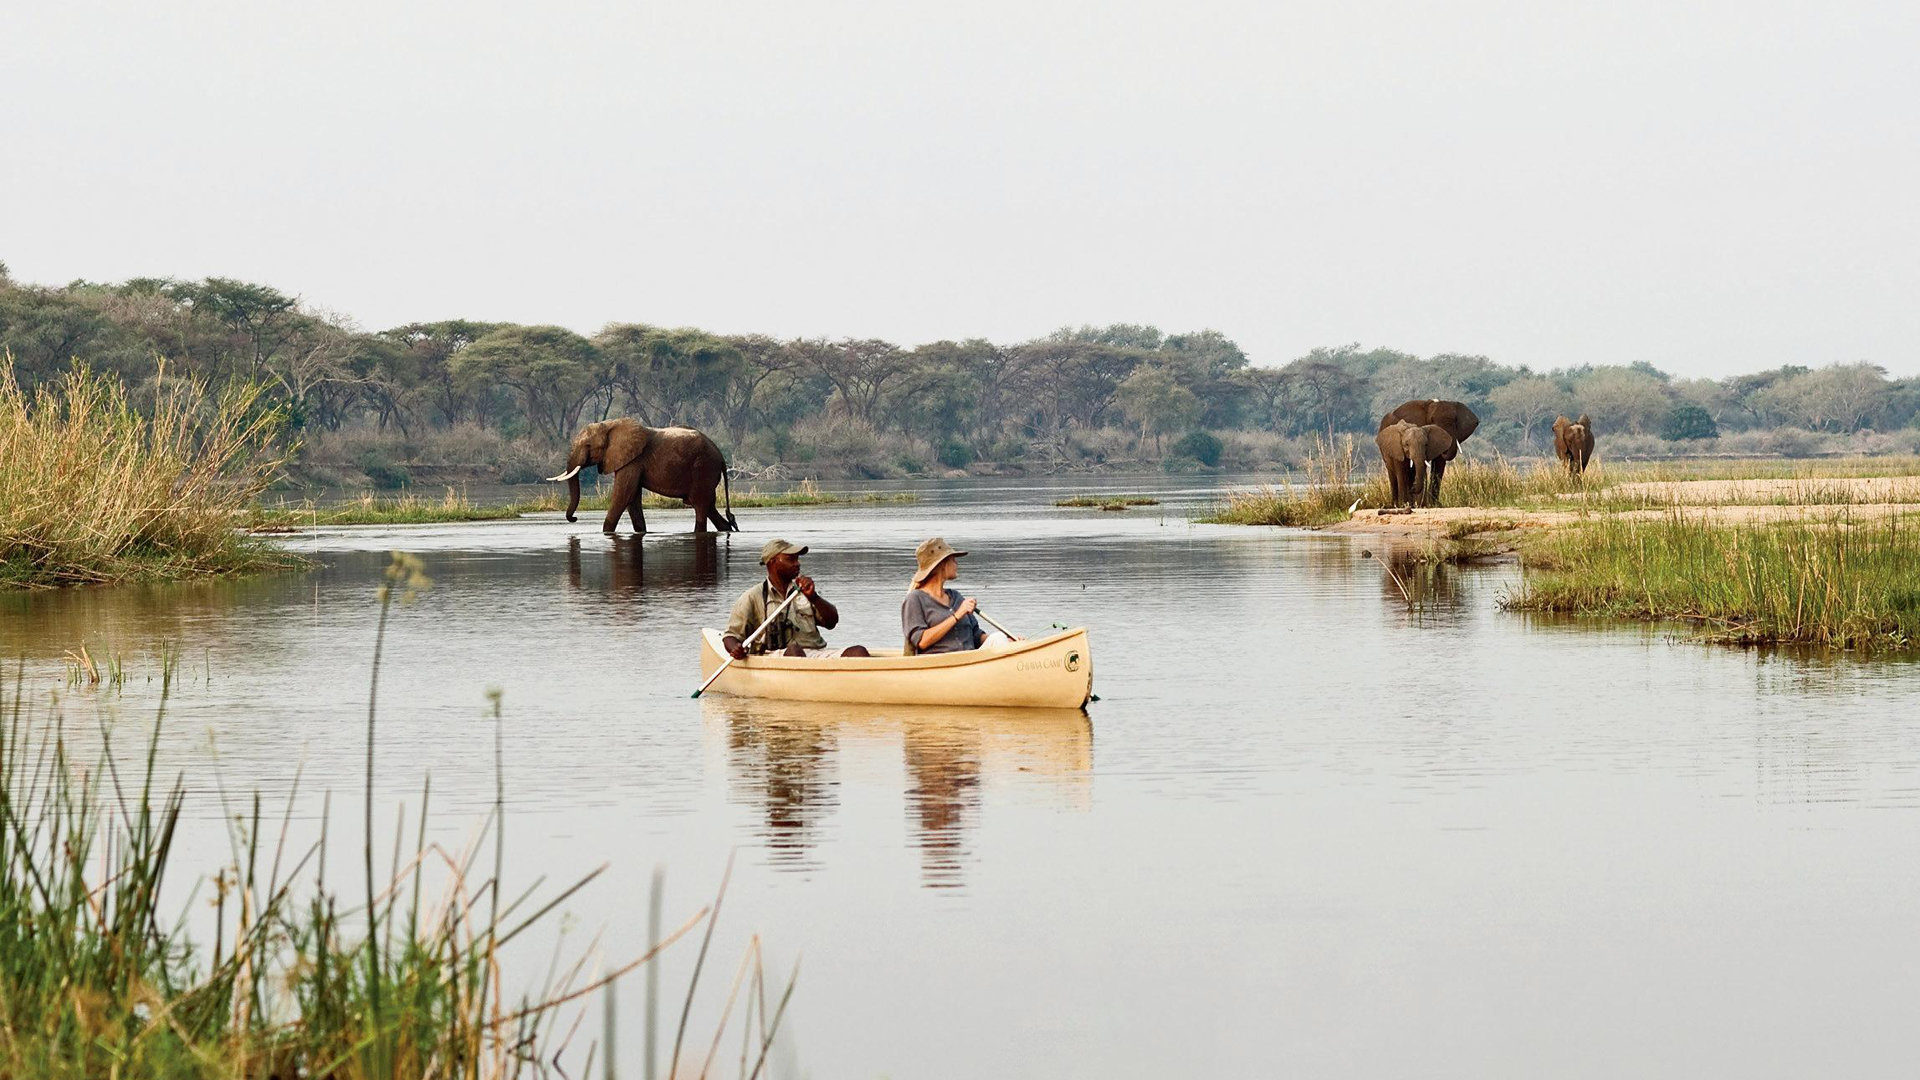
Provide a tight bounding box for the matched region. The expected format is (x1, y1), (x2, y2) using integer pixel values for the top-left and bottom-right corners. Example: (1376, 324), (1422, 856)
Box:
(902, 537), (1010, 654)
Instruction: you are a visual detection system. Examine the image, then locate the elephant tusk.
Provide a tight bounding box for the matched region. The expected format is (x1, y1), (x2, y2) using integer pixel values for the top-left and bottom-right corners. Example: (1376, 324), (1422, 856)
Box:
(547, 465), (584, 482)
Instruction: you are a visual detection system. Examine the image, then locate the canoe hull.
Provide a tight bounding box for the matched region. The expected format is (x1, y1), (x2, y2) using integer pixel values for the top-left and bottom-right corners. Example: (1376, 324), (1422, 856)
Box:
(698, 627), (1094, 709)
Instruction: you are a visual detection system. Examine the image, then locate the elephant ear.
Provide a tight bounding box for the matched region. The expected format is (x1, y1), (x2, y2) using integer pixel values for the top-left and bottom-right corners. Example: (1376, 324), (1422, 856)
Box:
(601, 420), (650, 474)
(1452, 403), (1480, 441)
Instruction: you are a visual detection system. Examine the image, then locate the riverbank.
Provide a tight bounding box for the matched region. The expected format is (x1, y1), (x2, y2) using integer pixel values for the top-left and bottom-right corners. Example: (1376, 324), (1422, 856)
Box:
(1203, 462), (1920, 650)
(1, 366), (299, 589)
(245, 481), (918, 531)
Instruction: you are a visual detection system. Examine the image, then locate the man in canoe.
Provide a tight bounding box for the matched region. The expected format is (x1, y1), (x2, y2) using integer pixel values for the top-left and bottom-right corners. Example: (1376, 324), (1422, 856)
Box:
(722, 539), (870, 659)
(902, 537), (1012, 654)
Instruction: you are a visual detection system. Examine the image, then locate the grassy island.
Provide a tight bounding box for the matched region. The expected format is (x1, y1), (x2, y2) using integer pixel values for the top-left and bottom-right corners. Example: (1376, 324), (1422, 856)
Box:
(1, 365), (299, 589)
(1054, 494), (1160, 511)
(1201, 440), (1920, 651)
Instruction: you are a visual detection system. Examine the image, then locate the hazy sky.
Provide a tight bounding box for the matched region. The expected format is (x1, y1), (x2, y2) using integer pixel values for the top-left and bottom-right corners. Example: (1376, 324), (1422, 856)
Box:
(5, 1), (1917, 377)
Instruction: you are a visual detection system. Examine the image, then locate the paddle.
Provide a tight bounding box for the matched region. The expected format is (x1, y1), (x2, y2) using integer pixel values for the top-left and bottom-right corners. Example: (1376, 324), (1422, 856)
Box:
(692, 586), (801, 699)
(975, 608), (1021, 641)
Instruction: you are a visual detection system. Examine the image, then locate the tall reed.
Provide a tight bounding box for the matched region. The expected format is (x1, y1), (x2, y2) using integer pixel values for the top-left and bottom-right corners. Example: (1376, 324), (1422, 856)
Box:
(0, 554), (795, 1077)
(0, 360), (295, 587)
(1507, 511), (1920, 649)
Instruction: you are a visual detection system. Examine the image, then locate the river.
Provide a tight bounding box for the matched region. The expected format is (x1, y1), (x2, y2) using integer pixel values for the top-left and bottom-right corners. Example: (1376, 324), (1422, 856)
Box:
(5, 475), (1919, 1078)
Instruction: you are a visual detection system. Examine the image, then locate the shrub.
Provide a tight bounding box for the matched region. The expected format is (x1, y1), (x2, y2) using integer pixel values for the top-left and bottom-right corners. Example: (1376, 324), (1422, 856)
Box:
(937, 439), (973, 468)
(1171, 430), (1223, 467)
(357, 447), (411, 489)
(1663, 404), (1720, 441)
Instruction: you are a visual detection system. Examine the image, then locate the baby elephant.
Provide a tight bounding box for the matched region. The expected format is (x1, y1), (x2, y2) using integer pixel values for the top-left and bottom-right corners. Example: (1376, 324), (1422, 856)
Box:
(1553, 414), (1595, 474)
(1376, 420), (1459, 507)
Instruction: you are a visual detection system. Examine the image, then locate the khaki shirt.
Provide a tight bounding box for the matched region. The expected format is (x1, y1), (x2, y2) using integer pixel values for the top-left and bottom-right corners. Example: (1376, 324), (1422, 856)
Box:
(725, 578), (826, 654)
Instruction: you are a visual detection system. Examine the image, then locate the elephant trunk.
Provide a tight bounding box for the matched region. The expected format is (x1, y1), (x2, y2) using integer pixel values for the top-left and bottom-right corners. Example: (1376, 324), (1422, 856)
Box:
(565, 474), (581, 522)
(1411, 457), (1429, 506)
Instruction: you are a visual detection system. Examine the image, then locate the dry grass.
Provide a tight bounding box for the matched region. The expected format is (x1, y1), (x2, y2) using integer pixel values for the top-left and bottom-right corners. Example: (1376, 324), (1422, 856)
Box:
(1, 361), (298, 587)
(1200, 434), (1384, 525)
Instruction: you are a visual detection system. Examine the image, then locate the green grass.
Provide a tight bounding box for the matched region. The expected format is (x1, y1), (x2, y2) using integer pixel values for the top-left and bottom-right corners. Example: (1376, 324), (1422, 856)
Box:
(248, 479), (918, 530)
(1054, 494), (1160, 510)
(2, 361), (301, 588)
(1506, 511), (1920, 649)
(0, 555), (795, 1077)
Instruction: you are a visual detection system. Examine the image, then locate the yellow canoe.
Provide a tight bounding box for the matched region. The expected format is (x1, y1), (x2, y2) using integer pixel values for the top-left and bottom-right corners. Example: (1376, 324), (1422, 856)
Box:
(698, 626), (1094, 709)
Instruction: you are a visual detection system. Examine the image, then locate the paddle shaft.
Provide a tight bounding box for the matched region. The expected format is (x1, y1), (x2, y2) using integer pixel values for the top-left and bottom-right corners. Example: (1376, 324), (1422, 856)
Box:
(975, 608), (1018, 640)
(692, 585), (802, 698)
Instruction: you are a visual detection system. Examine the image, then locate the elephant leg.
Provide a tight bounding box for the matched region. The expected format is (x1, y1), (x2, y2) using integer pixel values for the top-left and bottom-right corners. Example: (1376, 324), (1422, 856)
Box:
(629, 497), (646, 534)
(1427, 457), (1447, 505)
(605, 470), (641, 533)
(701, 495), (732, 533)
(693, 498), (708, 534)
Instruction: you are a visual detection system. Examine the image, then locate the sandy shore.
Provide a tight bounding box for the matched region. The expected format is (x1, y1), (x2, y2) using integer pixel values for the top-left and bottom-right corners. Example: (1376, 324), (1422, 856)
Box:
(1315, 476), (1920, 542)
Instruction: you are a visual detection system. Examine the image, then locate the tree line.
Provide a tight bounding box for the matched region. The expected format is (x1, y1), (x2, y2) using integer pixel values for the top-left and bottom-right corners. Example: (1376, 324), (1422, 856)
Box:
(4, 262), (1917, 473)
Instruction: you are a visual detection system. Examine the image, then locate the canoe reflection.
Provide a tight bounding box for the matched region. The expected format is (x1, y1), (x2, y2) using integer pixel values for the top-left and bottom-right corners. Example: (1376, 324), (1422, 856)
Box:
(703, 698), (1092, 888)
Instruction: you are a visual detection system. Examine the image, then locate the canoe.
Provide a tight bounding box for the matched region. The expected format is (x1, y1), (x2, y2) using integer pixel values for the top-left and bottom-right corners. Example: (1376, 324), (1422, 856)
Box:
(697, 626), (1094, 709)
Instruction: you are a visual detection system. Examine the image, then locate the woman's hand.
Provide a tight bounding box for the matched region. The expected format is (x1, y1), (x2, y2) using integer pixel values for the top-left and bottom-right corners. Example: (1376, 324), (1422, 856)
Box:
(955, 597), (977, 617)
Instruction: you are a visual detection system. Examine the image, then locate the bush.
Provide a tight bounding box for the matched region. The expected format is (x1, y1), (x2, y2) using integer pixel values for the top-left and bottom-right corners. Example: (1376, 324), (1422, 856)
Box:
(1663, 404), (1720, 441)
(937, 439), (973, 468)
(356, 447), (411, 489)
(1171, 430), (1223, 467)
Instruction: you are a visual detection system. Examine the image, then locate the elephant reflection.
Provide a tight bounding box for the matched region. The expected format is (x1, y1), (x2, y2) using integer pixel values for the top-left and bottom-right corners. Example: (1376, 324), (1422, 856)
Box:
(564, 535), (720, 597)
(704, 699), (1092, 888)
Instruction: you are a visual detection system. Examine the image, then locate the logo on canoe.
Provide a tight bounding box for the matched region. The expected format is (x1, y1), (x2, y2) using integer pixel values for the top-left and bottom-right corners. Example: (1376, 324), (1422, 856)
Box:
(1065, 650), (1081, 672)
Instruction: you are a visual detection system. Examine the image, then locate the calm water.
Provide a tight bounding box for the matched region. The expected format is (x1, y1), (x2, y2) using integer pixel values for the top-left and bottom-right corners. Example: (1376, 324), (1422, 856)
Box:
(6, 476), (1920, 1078)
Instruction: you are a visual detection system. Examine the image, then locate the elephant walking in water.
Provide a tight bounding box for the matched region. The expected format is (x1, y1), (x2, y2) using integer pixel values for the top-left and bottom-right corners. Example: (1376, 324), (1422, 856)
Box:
(1376, 420), (1459, 507)
(1553, 414), (1595, 474)
(548, 418), (739, 534)
(1378, 399), (1479, 504)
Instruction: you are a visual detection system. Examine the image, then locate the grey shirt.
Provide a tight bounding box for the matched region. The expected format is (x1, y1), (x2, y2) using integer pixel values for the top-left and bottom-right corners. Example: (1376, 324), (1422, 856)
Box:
(901, 587), (983, 654)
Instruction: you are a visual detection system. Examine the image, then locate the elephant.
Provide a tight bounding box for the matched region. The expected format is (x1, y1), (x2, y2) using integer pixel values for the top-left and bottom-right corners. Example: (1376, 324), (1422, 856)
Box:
(1375, 420), (1416, 507)
(1377, 420), (1458, 507)
(1553, 413), (1595, 474)
(548, 418), (739, 534)
(1379, 399), (1479, 504)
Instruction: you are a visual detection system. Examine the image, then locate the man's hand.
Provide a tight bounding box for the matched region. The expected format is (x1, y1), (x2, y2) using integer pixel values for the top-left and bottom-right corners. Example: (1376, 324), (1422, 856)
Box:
(956, 597), (977, 617)
(795, 575), (816, 597)
(722, 636), (748, 661)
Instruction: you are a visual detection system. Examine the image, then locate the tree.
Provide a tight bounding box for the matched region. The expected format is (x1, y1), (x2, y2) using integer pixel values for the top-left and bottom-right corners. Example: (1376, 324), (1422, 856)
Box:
(1486, 376), (1571, 447)
(1160, 330), (1250, 427)
(1275, 357), (1369, 439)
(1663, 403), (1719, 441)
(169, 278), (301, 380)
(381, 320), (500, 427)
(789, 338), (910, 424)
(596, 324), (740, 428)
(1574, 367), (1672, 435)
(451, 325), (607, 444)
(1116, 365), (1200, 452)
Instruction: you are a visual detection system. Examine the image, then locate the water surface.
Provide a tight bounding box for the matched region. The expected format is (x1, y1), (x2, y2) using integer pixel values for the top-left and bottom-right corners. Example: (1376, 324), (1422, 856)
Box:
(5, 475), (1919, 1078)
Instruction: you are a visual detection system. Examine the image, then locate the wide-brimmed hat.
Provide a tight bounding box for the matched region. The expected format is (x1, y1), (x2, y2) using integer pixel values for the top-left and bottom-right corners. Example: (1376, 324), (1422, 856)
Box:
(911, 537), (967, 584)
(759, 538), (808, 565)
